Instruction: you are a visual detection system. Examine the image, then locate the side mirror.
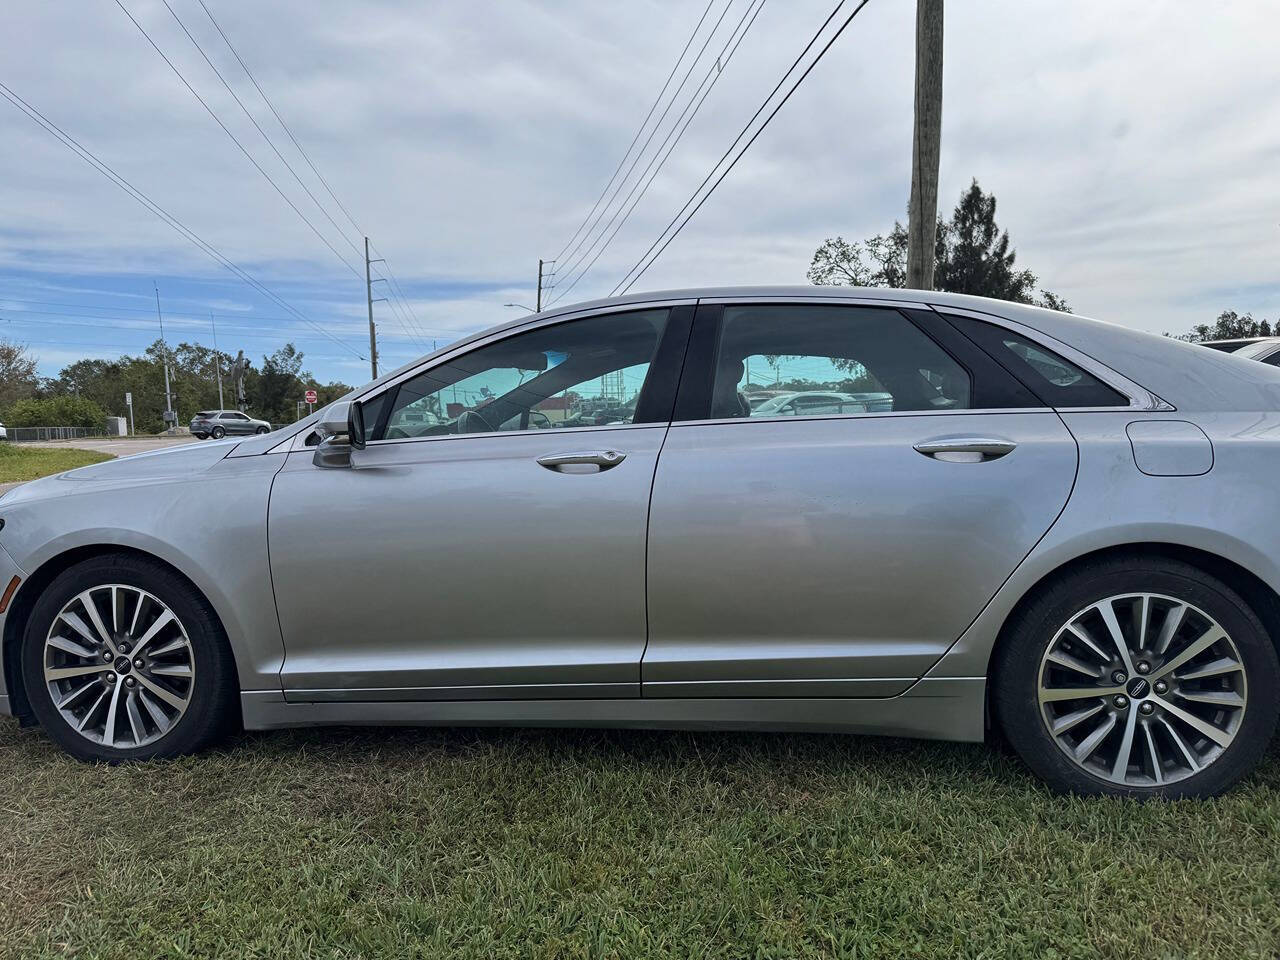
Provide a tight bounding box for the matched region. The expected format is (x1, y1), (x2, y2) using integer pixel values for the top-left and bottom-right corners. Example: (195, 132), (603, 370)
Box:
(313, 399), (367, 467)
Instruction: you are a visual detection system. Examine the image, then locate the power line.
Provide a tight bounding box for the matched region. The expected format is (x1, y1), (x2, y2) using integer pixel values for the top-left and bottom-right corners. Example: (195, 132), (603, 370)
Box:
(113, 0), (363, 280)
(546, 0), (768, 307)
(0, 79), (366, 358)
(195, 0), (364, 237)
(158, 0), (364, 262)
(613, 0), (874, 296)
(548, 0), (718, 267)
(553, 0), (740, 284)
(186, 1), (434, 356)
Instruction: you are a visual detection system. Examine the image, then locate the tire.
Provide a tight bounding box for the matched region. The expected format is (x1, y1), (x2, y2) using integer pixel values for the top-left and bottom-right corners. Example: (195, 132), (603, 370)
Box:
(20, 554), (237, 762)
(255, 426), (269, 435)
(194, 433), (208, 440)
(994, 555), (1279, 798)
(210, 426), (225, 440)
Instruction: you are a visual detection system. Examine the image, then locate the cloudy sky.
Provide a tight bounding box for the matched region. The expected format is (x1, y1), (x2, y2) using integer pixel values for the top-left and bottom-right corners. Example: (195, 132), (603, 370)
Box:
(1, 0), (1277, 385)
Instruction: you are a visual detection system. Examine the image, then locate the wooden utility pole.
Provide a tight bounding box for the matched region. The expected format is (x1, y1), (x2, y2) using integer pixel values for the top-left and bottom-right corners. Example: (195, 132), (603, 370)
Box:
(906, 0), (943, 290)
(364, 236), (386, 379)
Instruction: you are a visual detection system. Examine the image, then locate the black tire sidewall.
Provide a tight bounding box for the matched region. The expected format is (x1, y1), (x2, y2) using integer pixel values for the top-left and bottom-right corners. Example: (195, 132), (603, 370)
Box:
(210, 426), (225, 439)
(995, 558), (1280, 798)
(21, 555), (236, 762)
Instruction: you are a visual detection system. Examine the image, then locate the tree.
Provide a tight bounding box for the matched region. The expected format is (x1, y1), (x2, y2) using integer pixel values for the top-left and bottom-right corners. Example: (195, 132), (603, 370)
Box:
(1172, 310), (1274, 343)
(0, 339), (39, 410)
(5, 395), (106, 429)
(808, 179), (1070, 311)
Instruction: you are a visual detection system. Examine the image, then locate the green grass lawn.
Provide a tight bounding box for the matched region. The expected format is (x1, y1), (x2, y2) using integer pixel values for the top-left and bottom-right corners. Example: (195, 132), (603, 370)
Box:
(1, 722), (1277, 959)
(0, 445), (113, 484)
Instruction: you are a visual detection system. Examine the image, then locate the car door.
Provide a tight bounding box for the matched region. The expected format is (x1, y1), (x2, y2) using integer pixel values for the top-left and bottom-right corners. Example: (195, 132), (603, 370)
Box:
(642, 299), (1082, 698)
(219, 412), (247, 434)
(268, 303), (691, 701)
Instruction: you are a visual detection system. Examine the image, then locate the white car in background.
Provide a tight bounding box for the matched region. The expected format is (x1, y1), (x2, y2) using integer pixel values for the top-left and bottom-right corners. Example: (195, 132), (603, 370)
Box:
(750, 391), (868, 417)
(0, 421), (7, 441)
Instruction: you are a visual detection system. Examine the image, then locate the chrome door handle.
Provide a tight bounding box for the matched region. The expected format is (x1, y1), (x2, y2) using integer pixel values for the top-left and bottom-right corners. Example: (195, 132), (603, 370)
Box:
(913, 437), (1017, 462)
(536, 450), (627, 471)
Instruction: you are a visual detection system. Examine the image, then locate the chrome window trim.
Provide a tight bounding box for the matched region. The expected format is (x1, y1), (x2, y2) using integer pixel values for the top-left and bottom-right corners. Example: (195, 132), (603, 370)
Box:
(930, 304), (1175, 412)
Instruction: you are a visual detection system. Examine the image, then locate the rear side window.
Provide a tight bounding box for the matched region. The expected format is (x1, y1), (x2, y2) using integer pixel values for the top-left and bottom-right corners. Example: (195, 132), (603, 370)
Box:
(709, 305), (973, 418)
(944, 316), (1129, 408)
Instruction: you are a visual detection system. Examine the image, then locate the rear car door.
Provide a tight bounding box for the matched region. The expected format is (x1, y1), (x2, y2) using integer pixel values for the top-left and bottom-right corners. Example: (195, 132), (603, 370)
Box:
(642, 299), (1083, 697)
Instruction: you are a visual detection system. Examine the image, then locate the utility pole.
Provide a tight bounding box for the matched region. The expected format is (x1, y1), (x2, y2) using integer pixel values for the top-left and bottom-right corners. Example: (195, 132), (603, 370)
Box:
(906, 0), (943, 291)
(210, 312), (224, 410)
(535, 258), (554, 312)
(365, 237), (387, 380)
(154, 283), (175, 431)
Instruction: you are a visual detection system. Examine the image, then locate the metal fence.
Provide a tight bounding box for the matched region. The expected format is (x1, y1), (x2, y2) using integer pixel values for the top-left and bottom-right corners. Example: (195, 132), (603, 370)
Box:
(4, 426), (108, 443)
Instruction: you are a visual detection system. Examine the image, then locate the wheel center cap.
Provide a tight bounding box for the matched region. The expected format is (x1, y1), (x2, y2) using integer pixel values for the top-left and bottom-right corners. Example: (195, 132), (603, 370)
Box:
(113, 656), (133, 675)
(1126, 676), (1150, 699)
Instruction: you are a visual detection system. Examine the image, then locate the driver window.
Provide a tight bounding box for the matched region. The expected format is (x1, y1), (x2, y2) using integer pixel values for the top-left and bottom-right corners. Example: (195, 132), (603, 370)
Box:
(371, 309), (670, 441)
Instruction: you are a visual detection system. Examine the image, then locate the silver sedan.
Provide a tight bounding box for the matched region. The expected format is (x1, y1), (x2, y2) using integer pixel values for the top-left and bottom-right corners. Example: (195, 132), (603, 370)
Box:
(1, 286), (1277, 798)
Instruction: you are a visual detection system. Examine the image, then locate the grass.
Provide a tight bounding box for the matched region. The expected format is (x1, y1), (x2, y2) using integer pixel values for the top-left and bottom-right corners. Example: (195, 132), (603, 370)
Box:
(0, 445), (113, 484)
(1, 722), (1278, 959)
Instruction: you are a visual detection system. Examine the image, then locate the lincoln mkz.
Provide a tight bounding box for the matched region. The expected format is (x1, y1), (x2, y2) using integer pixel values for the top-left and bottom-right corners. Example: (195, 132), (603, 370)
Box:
(2, 287), (1277, 797)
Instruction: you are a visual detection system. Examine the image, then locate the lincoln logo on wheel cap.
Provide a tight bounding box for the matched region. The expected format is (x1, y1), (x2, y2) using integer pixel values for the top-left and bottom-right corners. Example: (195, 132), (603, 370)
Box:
(1127, 677), (1150, 699)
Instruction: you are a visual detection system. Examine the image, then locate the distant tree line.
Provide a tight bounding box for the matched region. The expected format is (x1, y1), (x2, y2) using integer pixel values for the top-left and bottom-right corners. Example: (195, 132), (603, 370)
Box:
(0, 338), (351, 433)
(1168, 310), (1274, 343)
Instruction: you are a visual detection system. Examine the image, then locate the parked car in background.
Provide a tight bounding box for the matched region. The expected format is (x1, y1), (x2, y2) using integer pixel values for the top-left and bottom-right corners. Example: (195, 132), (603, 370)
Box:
(750, 391), (868, 417)
(189, 410), (272, 439)
(1200, 337), (1270, 353)
(0, 421), (6, 441)
(4, 286), (1280, 800)
(1228, 338), (1280, 367)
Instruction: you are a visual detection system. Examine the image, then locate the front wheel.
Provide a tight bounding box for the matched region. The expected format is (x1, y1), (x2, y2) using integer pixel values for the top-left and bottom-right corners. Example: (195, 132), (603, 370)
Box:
(994, 556), (1279, 798)
(255, 426), (269, 435)
(21, 554), (237, 761)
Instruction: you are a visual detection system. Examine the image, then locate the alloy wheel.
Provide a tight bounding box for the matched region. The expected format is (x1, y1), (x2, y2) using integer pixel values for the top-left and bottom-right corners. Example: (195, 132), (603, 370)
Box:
(1038, 592), (1247, 787)
(42, 584), (196, 749)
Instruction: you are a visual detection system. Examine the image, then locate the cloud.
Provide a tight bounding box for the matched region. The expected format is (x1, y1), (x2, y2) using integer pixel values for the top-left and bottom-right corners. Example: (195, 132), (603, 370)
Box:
(2, 0), (1278, 382)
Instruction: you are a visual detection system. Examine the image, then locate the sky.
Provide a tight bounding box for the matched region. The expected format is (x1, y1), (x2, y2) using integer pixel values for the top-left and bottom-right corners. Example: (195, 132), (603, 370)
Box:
(1, 0), (1278, 387)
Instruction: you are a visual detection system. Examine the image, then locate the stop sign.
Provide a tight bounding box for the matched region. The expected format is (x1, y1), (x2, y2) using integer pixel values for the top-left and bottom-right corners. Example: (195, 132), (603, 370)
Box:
(304, 389), (318, 404)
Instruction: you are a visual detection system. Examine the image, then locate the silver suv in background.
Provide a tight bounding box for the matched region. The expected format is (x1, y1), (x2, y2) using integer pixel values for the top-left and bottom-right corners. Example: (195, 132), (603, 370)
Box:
(189, 410), (272, 439)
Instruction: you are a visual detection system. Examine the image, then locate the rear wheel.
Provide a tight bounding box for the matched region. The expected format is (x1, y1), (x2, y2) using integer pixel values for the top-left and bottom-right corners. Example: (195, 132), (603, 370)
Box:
(21, 554), (236, 761)
(995, 556), (1279, 798)
(210, 425), (225, 439)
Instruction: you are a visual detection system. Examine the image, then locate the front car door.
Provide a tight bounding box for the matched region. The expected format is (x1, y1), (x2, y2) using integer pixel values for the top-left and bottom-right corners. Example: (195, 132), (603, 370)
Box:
(643, 298), (1089, 697)
(268, 303), (692, 701)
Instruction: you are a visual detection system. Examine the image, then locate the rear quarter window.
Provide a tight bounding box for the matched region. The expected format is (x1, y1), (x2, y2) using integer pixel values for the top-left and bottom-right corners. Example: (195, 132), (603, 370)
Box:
(943, 315), (1130, 409)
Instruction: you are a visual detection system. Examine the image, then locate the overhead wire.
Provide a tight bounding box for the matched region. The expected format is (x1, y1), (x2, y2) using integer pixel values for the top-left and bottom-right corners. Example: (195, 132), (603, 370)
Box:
(547, 0), (718, 268)
(0, 79), (366, 358)
(612, 0), (874, 295)
(113, 0), (364, 280)
(546, 0), (768, 307)
(552, 0), (740, 285)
